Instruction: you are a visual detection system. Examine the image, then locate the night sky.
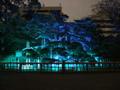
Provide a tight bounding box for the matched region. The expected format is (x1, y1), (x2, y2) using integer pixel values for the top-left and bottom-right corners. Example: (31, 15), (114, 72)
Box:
(40, 0), (100, 21)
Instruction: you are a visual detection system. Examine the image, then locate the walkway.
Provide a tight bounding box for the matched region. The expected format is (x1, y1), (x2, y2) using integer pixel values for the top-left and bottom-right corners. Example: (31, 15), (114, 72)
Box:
(0, 72), (120, 90)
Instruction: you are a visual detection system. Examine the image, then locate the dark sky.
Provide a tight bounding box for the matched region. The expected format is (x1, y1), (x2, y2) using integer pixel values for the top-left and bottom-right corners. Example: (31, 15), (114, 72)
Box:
(40, 0), (99, 21)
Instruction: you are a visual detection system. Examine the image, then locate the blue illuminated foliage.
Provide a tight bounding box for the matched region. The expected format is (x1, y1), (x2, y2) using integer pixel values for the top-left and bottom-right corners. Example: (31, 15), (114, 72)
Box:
(1, 0), (120, 72)
(0, 6), (104, 65)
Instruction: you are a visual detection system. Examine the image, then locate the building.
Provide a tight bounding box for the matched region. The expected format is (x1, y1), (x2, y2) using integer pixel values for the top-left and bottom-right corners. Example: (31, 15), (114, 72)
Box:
(19, 0), (68, 22)
(91, 15), (120, 36)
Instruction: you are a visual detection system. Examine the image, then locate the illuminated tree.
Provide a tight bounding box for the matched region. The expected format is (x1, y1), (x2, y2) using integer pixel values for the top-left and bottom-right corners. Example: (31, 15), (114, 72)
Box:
(0, 0), (101, 63)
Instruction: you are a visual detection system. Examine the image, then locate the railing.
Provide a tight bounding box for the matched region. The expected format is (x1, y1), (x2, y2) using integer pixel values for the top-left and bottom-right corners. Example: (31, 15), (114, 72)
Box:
(0, 62), (120, 72)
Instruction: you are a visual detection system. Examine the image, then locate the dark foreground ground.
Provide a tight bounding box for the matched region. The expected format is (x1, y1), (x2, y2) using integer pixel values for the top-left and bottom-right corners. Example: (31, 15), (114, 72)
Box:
(0, 72), (120, 90)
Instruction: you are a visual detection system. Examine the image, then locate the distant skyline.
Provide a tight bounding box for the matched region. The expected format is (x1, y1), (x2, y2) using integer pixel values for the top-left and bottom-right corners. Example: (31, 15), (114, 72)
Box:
(39, 0), (99, 21)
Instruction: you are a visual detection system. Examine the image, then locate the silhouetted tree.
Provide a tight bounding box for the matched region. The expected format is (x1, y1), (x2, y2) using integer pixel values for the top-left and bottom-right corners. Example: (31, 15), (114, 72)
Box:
(93, 0), (120, 30)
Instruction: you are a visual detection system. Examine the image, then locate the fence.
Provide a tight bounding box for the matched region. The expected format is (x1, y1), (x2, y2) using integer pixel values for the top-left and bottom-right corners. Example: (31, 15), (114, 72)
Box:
(0, 62), (120, 72)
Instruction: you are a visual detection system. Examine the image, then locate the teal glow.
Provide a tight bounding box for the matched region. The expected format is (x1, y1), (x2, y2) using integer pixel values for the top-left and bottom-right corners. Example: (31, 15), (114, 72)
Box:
(16, 51), (22, 57)
(54, 55), (59, 60)
(51, 64), (62, 72)
(5, 64), (20, 70)
(65, 64), (84, 71)
(22, 64), (33, 70)
(53, 55), (63, 61)
(3, 62), (109, 72)
(95, 56), (99, 62)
